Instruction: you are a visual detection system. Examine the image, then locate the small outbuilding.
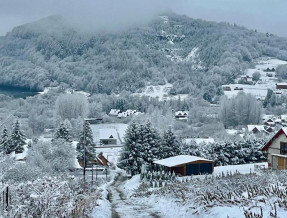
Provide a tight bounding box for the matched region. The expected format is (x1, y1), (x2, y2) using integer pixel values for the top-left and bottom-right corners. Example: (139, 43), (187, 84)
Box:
(153, 155), (214, 176)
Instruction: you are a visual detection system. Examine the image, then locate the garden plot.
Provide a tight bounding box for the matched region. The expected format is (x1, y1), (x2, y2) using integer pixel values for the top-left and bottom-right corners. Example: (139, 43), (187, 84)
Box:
(125, 163), (286, 218)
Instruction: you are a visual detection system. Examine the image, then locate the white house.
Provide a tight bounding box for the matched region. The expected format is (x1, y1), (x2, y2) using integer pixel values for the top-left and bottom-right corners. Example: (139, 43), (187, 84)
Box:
(98, 129), (118, 145)
(175, 111), (189, 120)
(109, 109), (121, 116)
(262, 128), (287, 170)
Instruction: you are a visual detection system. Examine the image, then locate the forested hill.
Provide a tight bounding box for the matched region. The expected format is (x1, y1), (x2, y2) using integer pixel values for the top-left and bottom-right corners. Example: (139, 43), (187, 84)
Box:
(1, 12), (287, 95)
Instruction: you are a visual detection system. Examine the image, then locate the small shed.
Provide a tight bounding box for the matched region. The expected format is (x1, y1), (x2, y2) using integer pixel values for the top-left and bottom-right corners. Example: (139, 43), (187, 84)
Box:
(154, 155), (214, 176)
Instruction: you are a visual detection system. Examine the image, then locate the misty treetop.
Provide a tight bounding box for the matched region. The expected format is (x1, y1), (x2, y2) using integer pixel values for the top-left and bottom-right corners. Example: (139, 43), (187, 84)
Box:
(1, 12), (287, 95)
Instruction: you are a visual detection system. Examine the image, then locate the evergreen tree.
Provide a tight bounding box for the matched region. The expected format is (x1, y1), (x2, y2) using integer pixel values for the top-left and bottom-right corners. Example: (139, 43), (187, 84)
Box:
(0, 126), (10, 154)
(118, 122), (143, 175)
(10, 120), (26, 154)
(53, 123), (72, 142)
(76, 120), (96, 164)
(161, 128), (181, 159)
(141, 122), (161, 166)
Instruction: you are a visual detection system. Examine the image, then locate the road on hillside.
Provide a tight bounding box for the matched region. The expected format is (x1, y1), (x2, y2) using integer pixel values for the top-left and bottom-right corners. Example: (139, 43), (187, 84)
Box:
(107, 172), (161, 218)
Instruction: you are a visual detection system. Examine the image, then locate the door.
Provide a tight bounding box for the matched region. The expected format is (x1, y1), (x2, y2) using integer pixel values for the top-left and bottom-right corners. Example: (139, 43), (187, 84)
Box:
(199, 163), (213, 174)
(186, 164), (199, 175)
(278, 157), (284, 170)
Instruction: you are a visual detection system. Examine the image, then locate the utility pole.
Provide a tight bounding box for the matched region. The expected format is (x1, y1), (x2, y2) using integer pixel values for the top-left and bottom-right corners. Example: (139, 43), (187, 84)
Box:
(92, 164), (94, 186)
(83, 127), (86, 181)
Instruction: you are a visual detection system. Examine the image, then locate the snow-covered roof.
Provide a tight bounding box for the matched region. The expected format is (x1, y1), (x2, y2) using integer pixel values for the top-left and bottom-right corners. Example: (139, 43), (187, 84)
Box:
(175, 111), (189, 116)
(154, 155), (213, 167)
(247, 125), (265, 132)
(98, 129), (118, 140)
(277, 83), (287, 86)
(109, 109), (120, 115)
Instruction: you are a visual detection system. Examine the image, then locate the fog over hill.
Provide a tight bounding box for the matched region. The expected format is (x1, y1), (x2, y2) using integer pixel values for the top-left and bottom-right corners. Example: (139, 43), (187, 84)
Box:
(1, 12), (287, 96)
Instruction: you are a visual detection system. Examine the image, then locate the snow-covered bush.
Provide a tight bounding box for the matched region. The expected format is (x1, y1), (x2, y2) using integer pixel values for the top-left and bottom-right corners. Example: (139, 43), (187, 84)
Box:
(1, 176), (100, 218)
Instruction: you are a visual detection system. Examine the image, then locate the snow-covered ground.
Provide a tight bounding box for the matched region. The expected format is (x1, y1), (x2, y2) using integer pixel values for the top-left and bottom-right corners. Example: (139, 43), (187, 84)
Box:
(118, 162), (287, 218)
(90, 123), (128, 145)
(133, 83), (188, 101)
(224, 57), (287, 99)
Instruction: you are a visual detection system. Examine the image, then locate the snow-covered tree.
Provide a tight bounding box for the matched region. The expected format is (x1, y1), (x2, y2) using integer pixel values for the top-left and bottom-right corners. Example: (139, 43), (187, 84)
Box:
(141, 121), (161, 165)
(118, 122), (143, 175)
(0, 126), (10, 154)
(9, 120), (26, 154)
(161, 127), (181, 159)
(53, 123), (72, 142)
(76, 120), (95, 164)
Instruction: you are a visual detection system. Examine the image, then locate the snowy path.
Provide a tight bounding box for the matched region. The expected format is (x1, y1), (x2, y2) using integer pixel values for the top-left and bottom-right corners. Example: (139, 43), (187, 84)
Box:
(107, 172), (161, 218)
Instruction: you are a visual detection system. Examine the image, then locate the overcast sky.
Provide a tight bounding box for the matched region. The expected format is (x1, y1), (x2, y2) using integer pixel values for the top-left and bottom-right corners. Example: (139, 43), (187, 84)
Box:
(0, 0), (286, 37)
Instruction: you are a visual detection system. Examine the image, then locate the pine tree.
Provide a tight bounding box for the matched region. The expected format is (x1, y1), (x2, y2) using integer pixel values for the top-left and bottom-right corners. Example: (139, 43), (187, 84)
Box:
(53, 123), (72, 142)
(118, 122), (143, 175)
(76, 120), (96, 165)
(0, 126), (10, 154)
(141, 122), (161, 166)
(161, 127), (181, 159)
(10, 120), (26, 154)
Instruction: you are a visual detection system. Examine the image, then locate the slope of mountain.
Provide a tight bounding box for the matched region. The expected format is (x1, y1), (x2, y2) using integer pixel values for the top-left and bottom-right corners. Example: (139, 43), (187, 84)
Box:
(1, 12), (287, 96)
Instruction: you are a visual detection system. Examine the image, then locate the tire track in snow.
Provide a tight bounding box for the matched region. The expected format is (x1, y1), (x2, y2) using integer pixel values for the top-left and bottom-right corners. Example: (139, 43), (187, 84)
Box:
(108, 172), (161, 218)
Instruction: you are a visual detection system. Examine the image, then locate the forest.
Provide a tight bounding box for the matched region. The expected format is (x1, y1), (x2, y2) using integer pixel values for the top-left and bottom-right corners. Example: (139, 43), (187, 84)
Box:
(1, 12), (287, 97)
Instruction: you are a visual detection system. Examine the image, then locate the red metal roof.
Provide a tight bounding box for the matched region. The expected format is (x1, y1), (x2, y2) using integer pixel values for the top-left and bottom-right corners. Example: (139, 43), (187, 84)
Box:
(262, 128), (287, 151)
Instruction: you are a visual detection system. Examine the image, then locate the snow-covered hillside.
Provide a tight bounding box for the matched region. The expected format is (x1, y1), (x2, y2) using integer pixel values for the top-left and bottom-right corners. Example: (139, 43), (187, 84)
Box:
(223, 57), (287, 99)
(133, 83), (188, 101)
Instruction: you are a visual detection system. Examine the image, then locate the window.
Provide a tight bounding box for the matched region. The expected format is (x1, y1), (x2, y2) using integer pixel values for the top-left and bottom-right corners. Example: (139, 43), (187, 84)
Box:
(280, 142), (287, 155)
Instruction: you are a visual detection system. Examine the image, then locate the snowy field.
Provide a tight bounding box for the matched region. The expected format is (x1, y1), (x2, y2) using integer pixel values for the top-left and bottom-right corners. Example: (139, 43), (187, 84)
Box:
(90, 123), (128, 145)
(133, 83), (189, 101)
(224, 57), (287, 99)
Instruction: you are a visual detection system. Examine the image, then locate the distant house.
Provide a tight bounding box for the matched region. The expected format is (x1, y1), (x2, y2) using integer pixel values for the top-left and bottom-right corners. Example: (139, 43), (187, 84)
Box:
(175, 111), (189, 120)
(262, 128), (287, 170)
(154, 155), (214, 176)
(240, 75), (253, 83)
(117, 112), (127, 119)
(264, 119), (276, 127)
(281, 115), (287, 123)
(247, 125), (266, 134)
(222, 86), (231, 91)
(99, 129), (117, 145)
(94, 153), (110, 166)
(109, 109), (121, 116)
(276, 83), (287, 90)
(234, 87), (244, 91)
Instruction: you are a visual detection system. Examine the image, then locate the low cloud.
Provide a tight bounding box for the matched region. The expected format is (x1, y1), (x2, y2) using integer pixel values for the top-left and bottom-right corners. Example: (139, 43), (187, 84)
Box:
(0, 0), (287, 37)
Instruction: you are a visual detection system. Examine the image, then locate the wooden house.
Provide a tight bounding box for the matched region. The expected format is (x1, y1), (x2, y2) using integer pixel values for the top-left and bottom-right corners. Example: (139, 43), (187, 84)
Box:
(262, 128), (287, 170)
(154, 155), (214, 176)
(94, 153), (110, 166)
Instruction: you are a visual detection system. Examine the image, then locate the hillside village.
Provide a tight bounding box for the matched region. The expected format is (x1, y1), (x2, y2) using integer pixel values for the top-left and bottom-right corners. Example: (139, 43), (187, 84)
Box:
(2, 5), (287, 217)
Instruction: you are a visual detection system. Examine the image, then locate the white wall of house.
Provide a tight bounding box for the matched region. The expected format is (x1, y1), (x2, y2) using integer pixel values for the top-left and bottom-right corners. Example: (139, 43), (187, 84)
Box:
(267, 134), (287, 162)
